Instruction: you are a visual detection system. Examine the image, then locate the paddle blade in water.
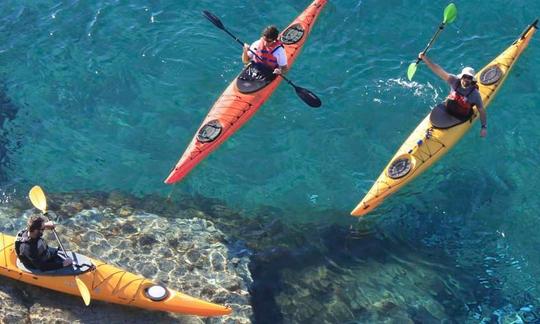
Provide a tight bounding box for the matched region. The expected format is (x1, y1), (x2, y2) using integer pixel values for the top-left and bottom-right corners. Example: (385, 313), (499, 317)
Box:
(407, 62), (417, 81)
(29, 185), (47, 213)
(75, 277), (92, 306)
(443, 3), (457, 24)
(296, 87), (322, 108)
(202, 10), (224, 30)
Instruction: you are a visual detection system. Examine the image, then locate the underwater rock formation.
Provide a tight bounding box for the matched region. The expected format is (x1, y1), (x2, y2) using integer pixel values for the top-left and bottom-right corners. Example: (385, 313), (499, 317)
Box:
(0, 193), (253, 323)
(1, 190), (537, 323)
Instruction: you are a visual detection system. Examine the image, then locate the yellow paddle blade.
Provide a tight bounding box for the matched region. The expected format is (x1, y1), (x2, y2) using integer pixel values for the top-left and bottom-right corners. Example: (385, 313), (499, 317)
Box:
(75, 277), (91, 306)
(29, 185), (47, 213)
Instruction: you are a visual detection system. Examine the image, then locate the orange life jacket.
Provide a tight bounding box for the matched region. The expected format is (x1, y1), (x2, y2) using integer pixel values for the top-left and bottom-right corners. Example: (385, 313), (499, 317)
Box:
(252, 38), (284, 68)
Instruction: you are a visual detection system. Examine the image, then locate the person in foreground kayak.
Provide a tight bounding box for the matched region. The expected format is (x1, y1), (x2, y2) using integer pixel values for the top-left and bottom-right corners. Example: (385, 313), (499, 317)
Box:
(15, 215), (73, 271)
(419, 53), (487, 137)
(242, 25), (288, 77)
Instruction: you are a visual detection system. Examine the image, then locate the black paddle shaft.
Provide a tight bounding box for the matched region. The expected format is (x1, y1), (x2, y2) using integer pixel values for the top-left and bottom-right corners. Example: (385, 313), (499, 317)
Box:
(416, 23), (446, 64)
(203, 10), (255, 54)
(202, 10), (321, 108)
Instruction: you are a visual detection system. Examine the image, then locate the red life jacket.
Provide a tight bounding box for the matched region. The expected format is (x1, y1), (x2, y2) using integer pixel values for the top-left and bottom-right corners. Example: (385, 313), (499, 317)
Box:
(445, 82), (478, 117)
(253, 38), (284, 68)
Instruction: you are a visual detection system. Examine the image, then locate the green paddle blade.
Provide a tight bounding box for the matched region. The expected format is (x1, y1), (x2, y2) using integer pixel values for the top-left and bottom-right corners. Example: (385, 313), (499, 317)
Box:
(443, 3), (457, 24)
(407, 62), (417, 81)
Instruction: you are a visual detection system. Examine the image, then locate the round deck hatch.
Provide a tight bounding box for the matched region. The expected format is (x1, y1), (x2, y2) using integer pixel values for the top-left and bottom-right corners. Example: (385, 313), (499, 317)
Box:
(280, 23), (305, 44)
(479, 65), (503, 85)
(197, 120), (222, 143)
(387, 155), (413, 179)
(144, 285), (169, 301)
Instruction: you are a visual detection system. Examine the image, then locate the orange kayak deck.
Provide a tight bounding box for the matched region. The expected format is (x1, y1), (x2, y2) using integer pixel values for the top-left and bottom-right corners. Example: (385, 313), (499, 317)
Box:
(165, 0), (327, 184)
(0, 232), (231, 316)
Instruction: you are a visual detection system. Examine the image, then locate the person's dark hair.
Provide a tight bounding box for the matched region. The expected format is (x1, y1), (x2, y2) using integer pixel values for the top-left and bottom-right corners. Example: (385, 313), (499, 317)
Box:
(27, 215), (46, 232)
(262, 25), (279, 41)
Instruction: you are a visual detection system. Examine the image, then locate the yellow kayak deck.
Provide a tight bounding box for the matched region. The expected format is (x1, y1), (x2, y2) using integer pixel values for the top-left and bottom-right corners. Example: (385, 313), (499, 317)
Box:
(352, 20), (538, 217)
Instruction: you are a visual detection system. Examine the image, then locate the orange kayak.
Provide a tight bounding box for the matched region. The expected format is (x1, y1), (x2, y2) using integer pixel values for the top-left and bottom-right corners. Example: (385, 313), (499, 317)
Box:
(0, 232), (231, 316)
(165, 0), (327, 184)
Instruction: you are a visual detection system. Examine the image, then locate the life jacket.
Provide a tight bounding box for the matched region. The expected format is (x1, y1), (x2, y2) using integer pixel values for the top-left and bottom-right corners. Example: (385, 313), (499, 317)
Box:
(445, 81), (478, 117)
(252, 38), (284, 68)
(15, 230), (50, 268)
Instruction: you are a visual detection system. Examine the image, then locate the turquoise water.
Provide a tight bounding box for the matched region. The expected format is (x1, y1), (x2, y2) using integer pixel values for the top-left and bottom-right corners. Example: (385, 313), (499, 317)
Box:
(1, 0), (540, 321)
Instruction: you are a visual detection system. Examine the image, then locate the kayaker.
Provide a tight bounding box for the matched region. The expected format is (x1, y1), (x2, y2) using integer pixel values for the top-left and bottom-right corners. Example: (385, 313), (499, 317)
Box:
(419, 53), (487, 137)
(15, 215), (73, 271)
(242, 25), (288, 76)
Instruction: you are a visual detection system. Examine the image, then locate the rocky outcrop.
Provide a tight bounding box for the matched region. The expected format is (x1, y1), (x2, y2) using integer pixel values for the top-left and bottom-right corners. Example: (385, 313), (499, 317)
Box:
(0, 199), (253, 323)
(2, 190), (538, 323)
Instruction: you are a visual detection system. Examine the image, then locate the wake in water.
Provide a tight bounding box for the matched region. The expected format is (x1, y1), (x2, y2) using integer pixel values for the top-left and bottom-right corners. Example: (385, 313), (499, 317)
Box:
(385, 77), (441, 102)
(369, 78), (442, 109)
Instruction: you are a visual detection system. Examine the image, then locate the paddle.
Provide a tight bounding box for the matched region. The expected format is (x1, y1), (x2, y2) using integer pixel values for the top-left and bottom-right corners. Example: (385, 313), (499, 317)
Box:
(202, 10), (322, 108)
(407, 3), (458, 81)
(28, 185), (92, 306)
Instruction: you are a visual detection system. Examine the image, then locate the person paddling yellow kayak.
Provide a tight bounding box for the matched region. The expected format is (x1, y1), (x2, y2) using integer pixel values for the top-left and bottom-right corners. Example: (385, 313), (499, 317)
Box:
(351, 20), (537, 217)
(419, 53), (487, 137)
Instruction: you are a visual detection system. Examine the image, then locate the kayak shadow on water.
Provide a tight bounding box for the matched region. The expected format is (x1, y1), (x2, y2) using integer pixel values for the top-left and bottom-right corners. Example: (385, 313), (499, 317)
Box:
(0, 189), (517, 322)
(162, 194), (512, 322)
(0, 84), (19, 184)
(245, 214), (512, 323)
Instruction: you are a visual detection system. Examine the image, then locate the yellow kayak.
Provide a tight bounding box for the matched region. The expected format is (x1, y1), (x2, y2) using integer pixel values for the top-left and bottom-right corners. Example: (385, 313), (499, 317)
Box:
(0, 232), (232, 316)
(351, 20), (537, 217)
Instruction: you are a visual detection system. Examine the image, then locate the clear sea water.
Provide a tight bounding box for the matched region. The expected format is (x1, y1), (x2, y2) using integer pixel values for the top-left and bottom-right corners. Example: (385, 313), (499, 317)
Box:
(1, 0), (540, 322)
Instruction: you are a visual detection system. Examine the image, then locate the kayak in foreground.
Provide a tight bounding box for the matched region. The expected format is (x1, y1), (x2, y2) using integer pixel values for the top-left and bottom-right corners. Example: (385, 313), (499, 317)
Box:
(0, 232), (231, 316)
(164, 0), (327, 184)
(351, 19), (538, 217)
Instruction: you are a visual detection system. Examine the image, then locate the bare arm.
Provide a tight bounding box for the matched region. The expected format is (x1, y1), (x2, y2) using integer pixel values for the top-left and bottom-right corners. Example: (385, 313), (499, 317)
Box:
(419, 53), (451, 82)
(273, 47), (288, 75)
(242, 44), (250, 64)
(477, 106), (487, 128)
(476, 102), (487, 137)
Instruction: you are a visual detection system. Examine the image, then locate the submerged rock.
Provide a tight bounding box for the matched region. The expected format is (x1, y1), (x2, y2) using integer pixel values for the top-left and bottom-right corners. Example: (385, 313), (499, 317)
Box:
(0, 200), (253, 323)
(0, 284), (27, 323)
(2, 189), (529, 323)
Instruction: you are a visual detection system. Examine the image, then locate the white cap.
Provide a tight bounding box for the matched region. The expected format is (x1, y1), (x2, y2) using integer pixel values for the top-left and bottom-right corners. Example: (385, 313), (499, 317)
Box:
(457, 67), (477, 82)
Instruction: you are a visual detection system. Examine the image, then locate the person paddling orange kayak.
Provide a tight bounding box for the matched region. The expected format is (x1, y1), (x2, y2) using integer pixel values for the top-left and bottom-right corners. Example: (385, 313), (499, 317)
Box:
(15, 215), (73, 271)
(242, 25), (289, 76)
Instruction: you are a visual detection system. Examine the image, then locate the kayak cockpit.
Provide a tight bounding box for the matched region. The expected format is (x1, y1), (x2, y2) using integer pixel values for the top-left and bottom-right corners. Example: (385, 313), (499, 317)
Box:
(16, 250), (94, 276)
(429, 103), (473, 129)
(236, 63), (277, 94)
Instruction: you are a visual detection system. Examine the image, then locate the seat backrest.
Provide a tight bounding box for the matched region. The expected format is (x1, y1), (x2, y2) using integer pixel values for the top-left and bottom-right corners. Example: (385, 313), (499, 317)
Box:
(16, 251), (94, 276)
(430, 103), (471, 129)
